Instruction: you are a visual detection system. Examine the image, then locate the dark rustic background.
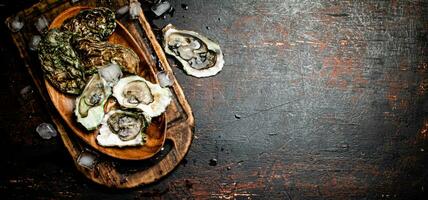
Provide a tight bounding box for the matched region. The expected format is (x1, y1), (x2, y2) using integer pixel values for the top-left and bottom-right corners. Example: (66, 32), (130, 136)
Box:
(1, 0), (428, 199)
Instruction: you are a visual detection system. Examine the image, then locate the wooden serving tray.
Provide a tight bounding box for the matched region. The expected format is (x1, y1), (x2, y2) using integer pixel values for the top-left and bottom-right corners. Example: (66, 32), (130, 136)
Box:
(6, 0), (194, 188)
(47, 6), (167, 161)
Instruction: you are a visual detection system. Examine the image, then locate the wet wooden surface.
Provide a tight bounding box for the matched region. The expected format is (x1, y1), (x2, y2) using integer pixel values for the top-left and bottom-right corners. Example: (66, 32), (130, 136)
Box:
(1, 0), (428, 199)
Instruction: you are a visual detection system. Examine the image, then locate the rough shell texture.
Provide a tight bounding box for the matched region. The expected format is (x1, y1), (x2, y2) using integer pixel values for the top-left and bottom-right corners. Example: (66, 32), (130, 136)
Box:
(163, 24), (224, 78)
(113, 76), (172, 117)
(73, 37), (140, 75)
(38, 29), (85, 95)
(62, 7), (116, 41)
(74, 74), (111, 130)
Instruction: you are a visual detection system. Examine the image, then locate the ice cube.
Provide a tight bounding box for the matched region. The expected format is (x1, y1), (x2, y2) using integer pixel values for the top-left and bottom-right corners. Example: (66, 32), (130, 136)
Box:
(20, 85), (33, 100)
(77, 151), (97, 169)
(29, 35), (42, 51)
(157, 71), (174, 87)
(36, 123), (58, 139)
(129, 1), (142, 19)
(151, 1), (171, 17)
(9, 16), (24, 32)
(116, 5), (129, 16)
(35, 16), (49, 33)
(98, 63), (123, 87)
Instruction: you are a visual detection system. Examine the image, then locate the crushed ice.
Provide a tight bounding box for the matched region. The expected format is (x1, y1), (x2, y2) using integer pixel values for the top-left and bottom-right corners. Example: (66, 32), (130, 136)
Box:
(20, 85), (33, 100)
(129, 0), (142, 19)
(36, 123), (58, 139)
(77, 150), (97, 169)
(9, 16), (24, 32)
(29, 35), (42, 51)
(35, 16), (49, 33)
(151, 1), (171, 17)
(98, 63), (123, 87)
(116, 5), (129, 16)
(157, 71), (174, 87)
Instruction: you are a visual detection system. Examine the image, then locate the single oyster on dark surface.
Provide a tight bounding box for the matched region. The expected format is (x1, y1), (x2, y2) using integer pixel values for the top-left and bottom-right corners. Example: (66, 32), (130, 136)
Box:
(113, 76), (171, 117)
(73, 37), (140, 75)
(163, 24), (224, 78)
(38, 29), (85, 95)
(62, 7), (116, 41)
(97, 109), (149, 147)
(75, 74), (111, 130)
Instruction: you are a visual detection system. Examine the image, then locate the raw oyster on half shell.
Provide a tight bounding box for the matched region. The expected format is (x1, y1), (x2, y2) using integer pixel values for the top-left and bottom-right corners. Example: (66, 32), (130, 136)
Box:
(113, 76), (171, 117)
(163, 24), (224, 77)
(74, 74), (111, 130)
(96, 109), (149, 147)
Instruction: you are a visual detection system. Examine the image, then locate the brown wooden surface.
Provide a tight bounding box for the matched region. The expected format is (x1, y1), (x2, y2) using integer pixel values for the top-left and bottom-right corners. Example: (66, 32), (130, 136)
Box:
(1, 0), (428, 199)
(46, 6), (167, 161)
(2, 0), (194, 189)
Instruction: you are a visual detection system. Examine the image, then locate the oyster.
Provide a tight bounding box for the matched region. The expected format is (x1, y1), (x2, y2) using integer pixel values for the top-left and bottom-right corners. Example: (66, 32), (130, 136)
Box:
(73, 37), (140, 75)
(75, 74), (111, 130)
(97, 110), (148, 147)
(113, 76), (171, 117)
(38, 29), (85, 95)
(62, 7), (116, 41)
(163, 24), (224, 77)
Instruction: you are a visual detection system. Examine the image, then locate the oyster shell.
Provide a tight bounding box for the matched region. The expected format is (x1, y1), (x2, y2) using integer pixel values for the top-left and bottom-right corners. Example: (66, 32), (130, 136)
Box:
(38, 29), (85, 95)
(73, 37), (140, 75)
(97, 110), (149, 147)
(62, 7), (116, 41)
(113, 76), (171, 117)
(163, 24), (224, 77)
(74, 74), (111, 130)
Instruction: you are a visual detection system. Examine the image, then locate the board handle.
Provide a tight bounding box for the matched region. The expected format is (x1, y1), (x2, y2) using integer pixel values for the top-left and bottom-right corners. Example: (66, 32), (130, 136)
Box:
(80, 119), (192, 188)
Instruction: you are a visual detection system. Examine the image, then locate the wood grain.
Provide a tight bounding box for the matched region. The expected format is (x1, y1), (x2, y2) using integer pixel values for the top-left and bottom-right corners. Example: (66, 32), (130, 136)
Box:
(2, 0), (428, 198)
(4, 0), (194, 188)
(46, 6), (166, 161)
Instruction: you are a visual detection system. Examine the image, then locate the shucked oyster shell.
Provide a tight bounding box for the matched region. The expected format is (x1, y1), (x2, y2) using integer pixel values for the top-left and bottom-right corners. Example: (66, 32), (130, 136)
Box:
(113, 76), (171, 117)
(163, 24), (224, 78)
(62, 7), (116, 41)
(73, 37), (140, 75)
(74, 74), (111, 130)
(97, 109), (149, 147)
(38, 29), (85, 95)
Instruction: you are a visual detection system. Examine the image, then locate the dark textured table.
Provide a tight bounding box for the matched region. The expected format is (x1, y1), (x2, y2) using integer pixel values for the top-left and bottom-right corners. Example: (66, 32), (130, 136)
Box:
(1, 0), (428, 199)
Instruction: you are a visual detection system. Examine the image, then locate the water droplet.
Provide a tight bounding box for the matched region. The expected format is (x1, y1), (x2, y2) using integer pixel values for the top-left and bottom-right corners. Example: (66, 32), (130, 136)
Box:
(209, 158), (217, 166)
(181, 4), (189, 10)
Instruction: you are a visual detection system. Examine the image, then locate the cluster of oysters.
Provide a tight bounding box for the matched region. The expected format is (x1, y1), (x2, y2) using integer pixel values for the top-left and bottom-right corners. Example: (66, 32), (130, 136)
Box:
(37, 7), (171, 147)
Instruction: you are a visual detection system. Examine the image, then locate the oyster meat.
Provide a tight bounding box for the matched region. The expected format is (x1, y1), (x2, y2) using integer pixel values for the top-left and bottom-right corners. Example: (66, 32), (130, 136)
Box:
(74, 37), (140, 75)
(38, 29), (85, 94)
(62, 7), (116, 41)
(163, 24), (224, 77)
(113, 76), (171, 117)
(75, 74), (111, 130)
(97, 110), (148, 147)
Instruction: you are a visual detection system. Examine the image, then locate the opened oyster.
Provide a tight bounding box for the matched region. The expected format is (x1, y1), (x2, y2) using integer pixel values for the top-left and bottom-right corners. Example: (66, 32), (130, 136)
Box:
(62, 7), (116, 41)
(113, 76), (171, 117)
(75, 74), (111, 130)
(163, 24), (224, 77)
(38, 29), (85, 94)
(97, 110), (148, 147)
(74, 37), (140, 75)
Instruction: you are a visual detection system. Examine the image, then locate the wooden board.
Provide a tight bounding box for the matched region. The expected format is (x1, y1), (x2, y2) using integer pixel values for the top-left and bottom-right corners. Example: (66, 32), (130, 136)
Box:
(5, 0), (194, 188)
(46, 6), (167, 161)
